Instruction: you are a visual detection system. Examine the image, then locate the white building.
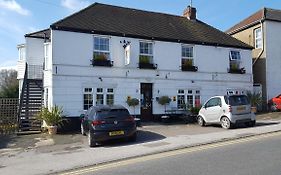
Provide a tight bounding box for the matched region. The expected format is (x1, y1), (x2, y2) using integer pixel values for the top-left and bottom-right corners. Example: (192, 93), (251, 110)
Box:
(17, 3), (253, 128)
(227, 8), (281, 108)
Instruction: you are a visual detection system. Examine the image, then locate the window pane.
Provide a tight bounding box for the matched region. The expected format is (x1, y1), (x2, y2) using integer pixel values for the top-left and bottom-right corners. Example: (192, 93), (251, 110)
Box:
(94, 37), (109, 51)
(97, 88), (103, 93)
(106, 94), (114, 105)
(83, 94), (93, 110)
(177, 95), (185, 109)
(178, 89), (184, 94)
(107, 88), (114, 93)
(96, 94), (104, 105)
(182, 46), (193, 58)
(187, 95), (193, 108)
(140, 42), (153, 55)
(195, 95), (201, 107)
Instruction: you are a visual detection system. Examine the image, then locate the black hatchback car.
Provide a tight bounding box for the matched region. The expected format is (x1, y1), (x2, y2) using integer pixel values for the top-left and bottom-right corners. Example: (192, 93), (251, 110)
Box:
(81, 105), (137, 147)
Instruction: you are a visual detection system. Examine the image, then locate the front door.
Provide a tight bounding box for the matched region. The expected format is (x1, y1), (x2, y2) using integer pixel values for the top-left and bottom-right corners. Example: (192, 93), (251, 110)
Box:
(140, 83), (153, 121)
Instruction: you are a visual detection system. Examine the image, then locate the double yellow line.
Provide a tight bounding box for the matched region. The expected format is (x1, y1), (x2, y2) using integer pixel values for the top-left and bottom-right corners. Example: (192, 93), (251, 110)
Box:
(59, 131), (281, 175)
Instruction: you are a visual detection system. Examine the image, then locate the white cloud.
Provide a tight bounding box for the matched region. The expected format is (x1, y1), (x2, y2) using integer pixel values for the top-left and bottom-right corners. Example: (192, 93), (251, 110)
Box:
(0, 0), (30, 16)
(61, 0), (90, 12)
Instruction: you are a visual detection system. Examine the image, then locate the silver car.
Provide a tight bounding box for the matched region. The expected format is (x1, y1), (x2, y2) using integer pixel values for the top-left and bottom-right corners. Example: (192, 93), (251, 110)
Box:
(198, 95), (256, 129)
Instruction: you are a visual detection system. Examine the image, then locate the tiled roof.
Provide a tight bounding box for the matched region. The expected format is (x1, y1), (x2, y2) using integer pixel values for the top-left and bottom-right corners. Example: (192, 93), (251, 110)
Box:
(227, 8), (281, 35)
(48, 3), (251, 49)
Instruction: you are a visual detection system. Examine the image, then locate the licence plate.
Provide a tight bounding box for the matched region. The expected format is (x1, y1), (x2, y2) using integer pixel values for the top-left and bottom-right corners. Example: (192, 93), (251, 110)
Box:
(237, 106), (246, 112)
(109, 131), (124, 136)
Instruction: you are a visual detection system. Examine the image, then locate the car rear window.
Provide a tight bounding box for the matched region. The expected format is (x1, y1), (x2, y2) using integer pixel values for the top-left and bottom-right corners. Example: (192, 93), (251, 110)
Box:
(228, 95), (249, 106)
(96, 109), (130, 119)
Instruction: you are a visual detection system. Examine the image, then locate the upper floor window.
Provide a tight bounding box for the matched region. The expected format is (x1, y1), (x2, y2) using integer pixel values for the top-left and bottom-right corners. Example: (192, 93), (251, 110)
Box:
(18, 46), (26, 61)
(139, 41), (156, 69)
(139, 41), (153, 63)
(229, 50), (241, 69)
(254, 27), (262, 49)
(181, 45), (197, 71)
(93, 36), (110, 60)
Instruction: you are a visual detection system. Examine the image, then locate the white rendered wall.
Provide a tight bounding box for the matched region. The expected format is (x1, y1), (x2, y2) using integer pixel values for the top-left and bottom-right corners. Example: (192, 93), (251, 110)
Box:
(25, 37), (44, 65)
(265, 21), (281, 100)
(50, 30), (253, 117)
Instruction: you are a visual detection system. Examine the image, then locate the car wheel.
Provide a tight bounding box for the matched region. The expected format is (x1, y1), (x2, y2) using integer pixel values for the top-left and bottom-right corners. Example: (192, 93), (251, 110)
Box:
(128, 132), (137, 142)
(197, 116), (205, 127)
(88, 131), (97, 147)
(245, 120), (256, 127)
(221, 117), (232, 129)
(81, 123), (86, 136)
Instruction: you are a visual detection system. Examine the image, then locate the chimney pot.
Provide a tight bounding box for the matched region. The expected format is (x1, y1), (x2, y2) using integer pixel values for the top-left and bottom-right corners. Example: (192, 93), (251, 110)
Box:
(183, 5), (196, 20)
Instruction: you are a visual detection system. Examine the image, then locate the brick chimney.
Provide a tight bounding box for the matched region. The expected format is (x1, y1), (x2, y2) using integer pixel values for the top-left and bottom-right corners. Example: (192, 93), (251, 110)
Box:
(183, 6), (196, 20)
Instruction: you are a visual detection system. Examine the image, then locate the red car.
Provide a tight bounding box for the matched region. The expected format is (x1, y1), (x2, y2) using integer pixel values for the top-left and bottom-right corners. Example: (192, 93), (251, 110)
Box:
(268, 94), (281, 112)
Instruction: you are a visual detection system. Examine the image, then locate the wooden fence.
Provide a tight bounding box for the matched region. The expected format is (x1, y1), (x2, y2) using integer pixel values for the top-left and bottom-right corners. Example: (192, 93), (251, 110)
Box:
(0, 98), (19, 135)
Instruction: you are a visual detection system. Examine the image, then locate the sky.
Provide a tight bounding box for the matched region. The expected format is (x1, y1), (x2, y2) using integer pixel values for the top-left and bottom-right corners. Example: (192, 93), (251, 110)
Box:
(0, 0), (281, 70)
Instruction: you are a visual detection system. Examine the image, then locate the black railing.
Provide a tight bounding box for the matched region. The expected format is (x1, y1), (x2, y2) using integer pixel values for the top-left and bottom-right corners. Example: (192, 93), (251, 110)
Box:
(27, 64), (43, 79)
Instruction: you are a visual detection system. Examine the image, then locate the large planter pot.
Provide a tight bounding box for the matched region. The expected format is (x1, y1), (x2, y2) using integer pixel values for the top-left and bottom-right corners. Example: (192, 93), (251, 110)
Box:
(47, 126), (58, 135)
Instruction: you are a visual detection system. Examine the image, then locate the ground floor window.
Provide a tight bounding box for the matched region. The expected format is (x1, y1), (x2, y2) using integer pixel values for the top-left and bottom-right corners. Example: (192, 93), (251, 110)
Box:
(177, 89), (201, 109)
(83, 88), (93, 110)
(83, 87), (114, 110)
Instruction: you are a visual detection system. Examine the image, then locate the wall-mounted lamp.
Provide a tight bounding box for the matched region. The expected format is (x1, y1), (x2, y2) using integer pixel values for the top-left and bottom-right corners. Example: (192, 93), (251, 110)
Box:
(98, 77), (103, 82)
(165, 72), (170, 79)
(120, 40), (131, 49)
(191, 80), (194, 83)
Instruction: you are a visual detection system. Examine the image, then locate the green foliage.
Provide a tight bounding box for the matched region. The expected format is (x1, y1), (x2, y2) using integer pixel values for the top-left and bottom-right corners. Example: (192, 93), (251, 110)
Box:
(37, 105), (63, 126)
(190, 106), (201, 115)
(246, 91), (262, 107)
(139, 55), (150, 64)
(158, 96), (171, 105)
(182, 59), (193, 67)
(94, 54), (107, 61)
(126, 98), (139, 107)
(0, 69), (18, 98)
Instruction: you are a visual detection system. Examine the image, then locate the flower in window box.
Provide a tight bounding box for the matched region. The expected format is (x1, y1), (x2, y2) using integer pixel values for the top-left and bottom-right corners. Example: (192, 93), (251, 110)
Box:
(182, 59), (193, 68)
(139, 55), (150, 64)
(94, 54), (107, 61)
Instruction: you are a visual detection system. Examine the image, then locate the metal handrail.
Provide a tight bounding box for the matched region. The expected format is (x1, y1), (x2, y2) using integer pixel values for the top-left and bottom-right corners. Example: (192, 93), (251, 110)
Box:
(18, 63), (28, 126)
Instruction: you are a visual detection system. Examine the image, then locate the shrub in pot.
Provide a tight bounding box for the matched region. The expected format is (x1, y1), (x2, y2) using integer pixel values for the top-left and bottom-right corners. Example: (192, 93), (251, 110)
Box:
(37, 105), (63, 134)
(246, 91), (262, 113)
(158, 96), (171, 112)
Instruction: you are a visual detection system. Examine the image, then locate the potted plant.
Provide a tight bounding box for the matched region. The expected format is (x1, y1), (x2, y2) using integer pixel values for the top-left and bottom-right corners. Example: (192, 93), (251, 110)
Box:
(126, 97), (139, 117)
(158, 96), (171, 112)
(92, 54), (112, 67)
(182, 59), (197, 71)
(246, 91), (262, 113)
(37, 105), (63, 135)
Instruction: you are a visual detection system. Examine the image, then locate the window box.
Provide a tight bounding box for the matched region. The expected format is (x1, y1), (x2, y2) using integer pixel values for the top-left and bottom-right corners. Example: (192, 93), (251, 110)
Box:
(92, 59), (113, 67)
(138, 55), (157, 69)
(138, 62), (157, 69)
(181, 65), (198, 72)
(228, 67), (246, 74)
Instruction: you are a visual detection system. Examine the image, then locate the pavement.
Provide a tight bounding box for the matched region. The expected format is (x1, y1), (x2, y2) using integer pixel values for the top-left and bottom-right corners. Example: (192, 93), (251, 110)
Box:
(0, 112), (281, 175)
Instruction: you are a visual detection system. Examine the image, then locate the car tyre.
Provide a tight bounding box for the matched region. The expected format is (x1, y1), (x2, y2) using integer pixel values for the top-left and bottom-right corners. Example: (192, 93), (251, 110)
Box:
(245, 120), (256, 127)
(81, 123), (86, 136)
(88, 131), (97, 147)
(220, 117), (232, 129)
(197, 116), (205, 127)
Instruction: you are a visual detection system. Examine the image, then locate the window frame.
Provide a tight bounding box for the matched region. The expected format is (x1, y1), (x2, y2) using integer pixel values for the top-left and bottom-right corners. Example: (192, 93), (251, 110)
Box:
(139, 41), (154, 63)
(83, 88), (93, 110)
(93, 36), (111, 60)
(181, 45), (194, 66)
(177, 89), (201, 109)
(254, 27), (262, 49)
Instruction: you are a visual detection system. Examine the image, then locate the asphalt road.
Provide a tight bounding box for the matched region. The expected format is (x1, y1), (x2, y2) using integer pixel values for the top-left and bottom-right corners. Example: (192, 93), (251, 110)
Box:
(60, 132), (281, 175)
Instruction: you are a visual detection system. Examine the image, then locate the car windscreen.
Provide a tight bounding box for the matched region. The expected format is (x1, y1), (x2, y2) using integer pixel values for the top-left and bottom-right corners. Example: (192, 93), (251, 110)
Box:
(228, 95), (249, 106)
(96, 109), (130, 120)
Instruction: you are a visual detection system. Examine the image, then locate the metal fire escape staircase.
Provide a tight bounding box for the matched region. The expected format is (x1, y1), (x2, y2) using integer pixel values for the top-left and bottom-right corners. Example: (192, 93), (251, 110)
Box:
(18, 63), (43, 131)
